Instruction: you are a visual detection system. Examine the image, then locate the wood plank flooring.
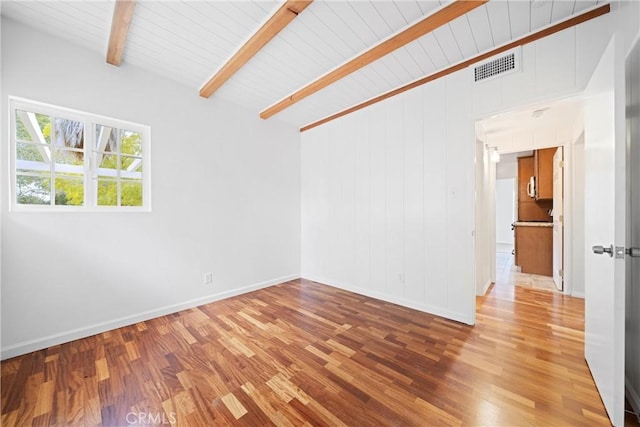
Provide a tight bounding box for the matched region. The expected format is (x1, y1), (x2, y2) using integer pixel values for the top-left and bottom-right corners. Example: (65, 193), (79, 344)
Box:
(1, 279), (612, 426)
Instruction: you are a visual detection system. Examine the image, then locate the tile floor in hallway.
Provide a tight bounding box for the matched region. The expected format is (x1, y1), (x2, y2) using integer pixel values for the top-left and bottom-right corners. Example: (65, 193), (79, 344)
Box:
(496, 249), (559, 292)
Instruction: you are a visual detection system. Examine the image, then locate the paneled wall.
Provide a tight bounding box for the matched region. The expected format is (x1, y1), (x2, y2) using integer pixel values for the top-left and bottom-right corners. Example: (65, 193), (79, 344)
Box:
(302, 72), (475, 324)
(473, 28), (579, 122)
(300, 4), (640, 322)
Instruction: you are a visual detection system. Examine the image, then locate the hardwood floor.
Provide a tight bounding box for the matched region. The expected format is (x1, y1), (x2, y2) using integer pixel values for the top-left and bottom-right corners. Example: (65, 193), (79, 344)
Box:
(1, 279), (612, 426)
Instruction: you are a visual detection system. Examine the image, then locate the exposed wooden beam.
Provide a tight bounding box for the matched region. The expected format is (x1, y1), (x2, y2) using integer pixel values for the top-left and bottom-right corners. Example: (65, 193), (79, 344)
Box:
(300, 3), (610, 133)
(106, 0), (136, 66)
(200, 1), (313, 98)
(261, 0), (487, 120)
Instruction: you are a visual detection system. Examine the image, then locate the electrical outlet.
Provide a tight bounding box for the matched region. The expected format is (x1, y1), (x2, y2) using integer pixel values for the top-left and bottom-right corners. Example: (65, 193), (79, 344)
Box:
(204, 272), (213, 284)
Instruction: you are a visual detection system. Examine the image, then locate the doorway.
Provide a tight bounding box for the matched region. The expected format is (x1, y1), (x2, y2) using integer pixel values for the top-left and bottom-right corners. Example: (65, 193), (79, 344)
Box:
(474, 97), (584, 297)
(493, 150), (561, 293)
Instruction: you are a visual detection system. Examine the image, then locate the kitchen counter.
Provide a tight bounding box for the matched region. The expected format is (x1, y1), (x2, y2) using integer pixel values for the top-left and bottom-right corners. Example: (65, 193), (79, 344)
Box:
(514, 221), (553, 227)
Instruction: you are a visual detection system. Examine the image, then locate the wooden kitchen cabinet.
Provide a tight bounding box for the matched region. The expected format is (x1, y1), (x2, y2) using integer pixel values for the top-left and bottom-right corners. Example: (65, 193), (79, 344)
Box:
(514, 225), (553, 276)
(534, 147), (556, 200)
(517, 156), (534, 201)
(517, 156), (552, 221)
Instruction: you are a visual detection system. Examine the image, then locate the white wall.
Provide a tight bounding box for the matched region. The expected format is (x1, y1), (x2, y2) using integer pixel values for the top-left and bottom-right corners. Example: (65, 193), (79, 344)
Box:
(496, 159), (518, 180)
(474, 142), (495, 296)
(301, 2), (639, 325)
(569, 134), (585, 297)
(0, 18), (301, 359)
(473, 2), (637, 122)
(495, 179), (515, 246)
(473, 28), (578, 121)
(474, 2), (638, 126)
(302, 71), (475, 324)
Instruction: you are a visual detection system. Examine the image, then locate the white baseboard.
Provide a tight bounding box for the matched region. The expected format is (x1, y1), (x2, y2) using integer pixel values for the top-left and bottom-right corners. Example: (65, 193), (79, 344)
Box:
(477, 279), (492, 296)
(627, 377), (640, 417)
(1, 274), (299, 360)
(303, 275), (475, 326)
(571, 290), (585, 298)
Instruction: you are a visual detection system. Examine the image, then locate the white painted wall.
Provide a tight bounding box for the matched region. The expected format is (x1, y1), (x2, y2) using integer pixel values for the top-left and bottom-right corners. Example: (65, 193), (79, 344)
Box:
(302, 71), (476, 324)
(301, 5), (640, 324)
(570, 134), (585, 298)
(496, 158), (518, 180)
(495, 179), (515, 247)
(474, 142), (495, 296)
(0, 18), (301, 359)
(474, 2), (637, 123)
(473, 28), (578, 122)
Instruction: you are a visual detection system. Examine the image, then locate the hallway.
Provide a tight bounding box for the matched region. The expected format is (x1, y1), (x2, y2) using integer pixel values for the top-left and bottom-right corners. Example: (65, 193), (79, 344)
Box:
(496, 250), (558, 292)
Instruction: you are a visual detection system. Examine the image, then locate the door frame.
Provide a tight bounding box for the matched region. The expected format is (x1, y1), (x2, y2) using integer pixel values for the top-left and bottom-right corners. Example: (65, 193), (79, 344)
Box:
(473, 98), (581, 297)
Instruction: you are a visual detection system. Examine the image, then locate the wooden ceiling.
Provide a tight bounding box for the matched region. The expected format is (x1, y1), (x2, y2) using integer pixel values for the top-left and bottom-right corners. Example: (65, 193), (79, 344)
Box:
(1, 0), (609, 130)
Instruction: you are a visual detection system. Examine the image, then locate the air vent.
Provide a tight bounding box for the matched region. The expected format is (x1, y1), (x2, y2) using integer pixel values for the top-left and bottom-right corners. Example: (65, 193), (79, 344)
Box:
(473, 48), (521, 83)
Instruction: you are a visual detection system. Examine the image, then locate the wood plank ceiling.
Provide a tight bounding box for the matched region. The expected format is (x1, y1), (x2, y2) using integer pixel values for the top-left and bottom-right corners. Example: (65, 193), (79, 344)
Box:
(1, 0), (606, 129)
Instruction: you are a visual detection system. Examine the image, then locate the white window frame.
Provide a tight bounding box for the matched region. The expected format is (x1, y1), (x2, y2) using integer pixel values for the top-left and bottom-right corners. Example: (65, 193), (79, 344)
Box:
(9, 96), (151, 212)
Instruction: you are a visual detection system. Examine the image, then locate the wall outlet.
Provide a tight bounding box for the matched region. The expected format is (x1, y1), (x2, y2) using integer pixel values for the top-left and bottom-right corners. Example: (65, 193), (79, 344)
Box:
(204, 272), (213, 284)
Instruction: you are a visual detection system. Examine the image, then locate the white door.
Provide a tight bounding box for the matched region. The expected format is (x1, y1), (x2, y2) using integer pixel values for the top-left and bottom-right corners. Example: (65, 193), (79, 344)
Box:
(552, 147), (563, 291)
(625, 37), (640, 418)
(583, 36), (626, 426)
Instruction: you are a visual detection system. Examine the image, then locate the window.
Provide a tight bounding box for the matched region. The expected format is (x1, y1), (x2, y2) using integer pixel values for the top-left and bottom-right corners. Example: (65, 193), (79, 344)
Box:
(10, 97), (150, 211)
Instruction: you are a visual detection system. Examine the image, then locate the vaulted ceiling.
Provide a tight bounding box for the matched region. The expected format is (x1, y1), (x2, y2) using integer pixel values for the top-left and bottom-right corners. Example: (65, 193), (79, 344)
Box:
(1, 0), (608, 129)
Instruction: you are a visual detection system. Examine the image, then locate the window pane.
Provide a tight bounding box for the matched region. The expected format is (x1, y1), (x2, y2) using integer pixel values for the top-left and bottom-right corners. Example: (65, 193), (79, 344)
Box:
(16, 110), (51, 144)
(98, 154), (118, 178)
(53, 118), (84, 149)
(120, 130), (142, 156)
(16, 174), (51, 205)
(120, 155), (142, 172)
(97, 179), (117, 206)
(121, 179), (143, 207)
(55, 175), (84, 206)
(17, 142), (49, 163)
(95, 124), (117, 152)
(55, 148), (84, 175)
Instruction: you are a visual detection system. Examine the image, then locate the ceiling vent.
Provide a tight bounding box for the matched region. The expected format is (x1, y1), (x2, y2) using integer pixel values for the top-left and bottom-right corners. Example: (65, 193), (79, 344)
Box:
(473, 47), (521, 83)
